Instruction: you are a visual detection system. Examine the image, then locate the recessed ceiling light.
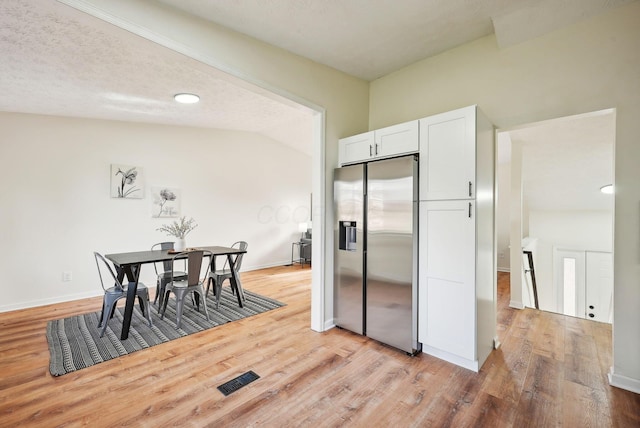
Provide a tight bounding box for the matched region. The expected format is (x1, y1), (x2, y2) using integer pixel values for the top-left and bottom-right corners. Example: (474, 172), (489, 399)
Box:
(600, 184), (613, 194)
(174, 93), (200, 104)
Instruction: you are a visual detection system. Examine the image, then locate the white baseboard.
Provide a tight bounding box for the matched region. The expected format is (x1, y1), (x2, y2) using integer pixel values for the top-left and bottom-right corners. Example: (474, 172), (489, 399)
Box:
(422, 344), (479, 372)
(0, 290), (102, 313)
(509, 300), (524, 309)
(324, 318), (336, 331)
(497, 267), (510, 273)
(494, 336), (501, 349)
(608, 367), (640, 394)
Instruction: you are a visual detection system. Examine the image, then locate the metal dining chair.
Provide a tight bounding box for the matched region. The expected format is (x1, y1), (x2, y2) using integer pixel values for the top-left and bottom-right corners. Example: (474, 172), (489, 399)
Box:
(206, 241), (248, 309)
(151, 241), (187, 309)
(94, 252), (153, 338)
(159, 250), (212, 329)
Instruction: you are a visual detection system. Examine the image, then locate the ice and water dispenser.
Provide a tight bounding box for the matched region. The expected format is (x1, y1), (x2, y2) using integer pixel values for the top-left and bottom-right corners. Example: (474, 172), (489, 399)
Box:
(339, 221), (357, 251)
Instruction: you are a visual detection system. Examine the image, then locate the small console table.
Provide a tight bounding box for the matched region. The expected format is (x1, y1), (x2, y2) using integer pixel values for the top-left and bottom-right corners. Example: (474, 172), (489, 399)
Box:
(291, 240), (311, 267)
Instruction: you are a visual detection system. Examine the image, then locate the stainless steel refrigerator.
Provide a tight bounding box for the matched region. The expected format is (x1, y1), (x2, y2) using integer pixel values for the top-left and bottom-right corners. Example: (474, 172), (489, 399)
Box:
(334, 155), (420, 354)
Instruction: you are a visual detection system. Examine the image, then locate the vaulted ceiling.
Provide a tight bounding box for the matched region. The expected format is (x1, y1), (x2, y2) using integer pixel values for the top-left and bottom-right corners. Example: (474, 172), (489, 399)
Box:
(0, 0), (632, 163)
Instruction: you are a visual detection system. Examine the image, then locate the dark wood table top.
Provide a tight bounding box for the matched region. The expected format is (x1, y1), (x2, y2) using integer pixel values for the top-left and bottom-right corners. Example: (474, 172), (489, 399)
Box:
(105, 245), (246, 267)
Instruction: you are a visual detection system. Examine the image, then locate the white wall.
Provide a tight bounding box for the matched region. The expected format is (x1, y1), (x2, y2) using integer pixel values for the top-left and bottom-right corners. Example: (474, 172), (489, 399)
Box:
(528, 210), (613, 312)
(370, 2), (640, 391)
(0, 112), (311, 311)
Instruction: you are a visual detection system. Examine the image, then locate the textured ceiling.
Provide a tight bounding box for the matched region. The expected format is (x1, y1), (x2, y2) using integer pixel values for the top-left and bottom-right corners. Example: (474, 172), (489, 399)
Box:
(0, 0), (315, 155)
(0, 0), (632, 157)
(507, 111), (615, 212)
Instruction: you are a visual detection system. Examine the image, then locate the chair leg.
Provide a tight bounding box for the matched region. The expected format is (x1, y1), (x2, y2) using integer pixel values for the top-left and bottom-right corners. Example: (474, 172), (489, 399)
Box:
(174, 290), (186, 329)
(155, 278), (168, 307)
(99, 298), (117, 338)
(153, 278), (160, 305)
(196, 286), (210, 322)
(160, 289), (171, 320)
(138, 290), (153, 328)
(215, 280), (223, 309)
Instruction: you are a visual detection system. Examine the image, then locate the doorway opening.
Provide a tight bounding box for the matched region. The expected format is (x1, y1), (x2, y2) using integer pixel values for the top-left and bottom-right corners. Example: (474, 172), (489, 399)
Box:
(495, 108), (615, 322)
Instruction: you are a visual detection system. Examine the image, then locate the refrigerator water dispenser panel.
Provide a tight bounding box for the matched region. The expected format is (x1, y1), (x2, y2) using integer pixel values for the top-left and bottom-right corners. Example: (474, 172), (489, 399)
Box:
(339, 221), (357, 251)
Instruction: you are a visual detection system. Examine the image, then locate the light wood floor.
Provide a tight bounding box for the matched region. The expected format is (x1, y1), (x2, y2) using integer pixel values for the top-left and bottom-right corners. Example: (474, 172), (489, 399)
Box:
(0, 267), (638, 427)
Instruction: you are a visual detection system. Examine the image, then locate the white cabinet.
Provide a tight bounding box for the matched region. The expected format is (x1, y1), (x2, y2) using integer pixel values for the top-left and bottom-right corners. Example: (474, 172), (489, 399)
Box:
(338, 131), (375, 165)
(339, 120), (418, 165)
(417, 105), (495, 372)
(419, 105), (476, 201)
(419, 200), (476, 362)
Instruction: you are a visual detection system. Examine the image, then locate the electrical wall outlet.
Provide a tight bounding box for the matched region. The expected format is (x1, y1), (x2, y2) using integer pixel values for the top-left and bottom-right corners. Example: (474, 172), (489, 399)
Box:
(498, 252), (505, 259)
(62, 271), (72, 282)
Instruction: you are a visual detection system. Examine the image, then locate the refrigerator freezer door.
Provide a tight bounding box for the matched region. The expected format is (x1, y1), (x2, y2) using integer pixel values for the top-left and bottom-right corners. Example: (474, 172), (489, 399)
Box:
(366, 156), (418, 353)
(334, 164), (365, 335)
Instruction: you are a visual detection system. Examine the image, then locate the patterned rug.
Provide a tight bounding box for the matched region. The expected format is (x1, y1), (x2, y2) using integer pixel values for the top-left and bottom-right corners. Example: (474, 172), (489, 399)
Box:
(46, 288), (285, 376)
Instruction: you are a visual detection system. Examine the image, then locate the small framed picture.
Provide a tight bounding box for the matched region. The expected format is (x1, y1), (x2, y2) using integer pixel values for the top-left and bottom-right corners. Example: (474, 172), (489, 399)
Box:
(151, 186), (181, 218)
(111, 164), (144, 199)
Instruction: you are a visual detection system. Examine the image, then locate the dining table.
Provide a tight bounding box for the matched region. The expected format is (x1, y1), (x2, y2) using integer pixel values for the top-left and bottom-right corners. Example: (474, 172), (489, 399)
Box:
(105, 245), (247, 340)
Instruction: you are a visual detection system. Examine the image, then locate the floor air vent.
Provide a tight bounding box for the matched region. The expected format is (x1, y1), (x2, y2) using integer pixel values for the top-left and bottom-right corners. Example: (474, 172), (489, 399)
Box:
(217, 371), (260, 396)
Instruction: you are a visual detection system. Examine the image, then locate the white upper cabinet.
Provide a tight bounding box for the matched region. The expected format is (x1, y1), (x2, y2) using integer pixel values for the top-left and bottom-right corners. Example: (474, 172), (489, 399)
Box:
(419, 105), (476, 201)
(374, 120), (419, 159)
(338, 131), (375, 166)
(339, 120), (418, 165)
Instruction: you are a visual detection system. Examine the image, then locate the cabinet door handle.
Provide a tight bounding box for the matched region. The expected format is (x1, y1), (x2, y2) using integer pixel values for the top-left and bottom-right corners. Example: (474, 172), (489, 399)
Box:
(369, 145), (373, 156)
(375, 143), (379, 156)
(468, 202), (472, 218)
(469, 181), (473, 197)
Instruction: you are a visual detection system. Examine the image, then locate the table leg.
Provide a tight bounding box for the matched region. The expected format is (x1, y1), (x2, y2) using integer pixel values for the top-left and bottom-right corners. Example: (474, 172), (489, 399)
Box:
(227, 254), (244, 308)
(120, 263), (140, 340)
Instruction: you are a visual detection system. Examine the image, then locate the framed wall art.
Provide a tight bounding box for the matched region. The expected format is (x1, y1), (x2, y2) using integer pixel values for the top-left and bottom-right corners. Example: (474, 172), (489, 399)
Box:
(151, 186), (181, 218)
(111, 164), (144, 199)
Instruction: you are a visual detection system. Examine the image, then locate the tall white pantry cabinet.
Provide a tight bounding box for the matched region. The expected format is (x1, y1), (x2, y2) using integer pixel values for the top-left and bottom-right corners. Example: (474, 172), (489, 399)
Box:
(418, 105), (495, 372)
(337, 105), (496, 372)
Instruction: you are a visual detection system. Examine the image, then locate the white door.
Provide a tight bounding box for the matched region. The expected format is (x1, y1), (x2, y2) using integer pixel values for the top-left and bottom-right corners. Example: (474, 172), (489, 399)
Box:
(553, 248), (586, 318)
(585, 251), (613, 323)
(419, 200), (476, 360)
(419, 105), (476, 201)
(553, 249), (612, 323)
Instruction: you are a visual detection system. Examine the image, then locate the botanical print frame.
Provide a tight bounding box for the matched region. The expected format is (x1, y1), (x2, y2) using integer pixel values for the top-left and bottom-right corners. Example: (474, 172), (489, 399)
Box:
(111, 164), (144, 199)
(151, 186), (181, 218)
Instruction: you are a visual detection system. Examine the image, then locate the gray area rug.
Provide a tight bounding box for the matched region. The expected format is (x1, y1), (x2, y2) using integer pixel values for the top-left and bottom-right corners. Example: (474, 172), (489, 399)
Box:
(46, 288), (285, 376)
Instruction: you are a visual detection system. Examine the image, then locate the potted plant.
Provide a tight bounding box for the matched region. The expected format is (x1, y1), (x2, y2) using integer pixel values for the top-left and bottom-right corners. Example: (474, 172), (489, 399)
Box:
(156, 216), (197, 251)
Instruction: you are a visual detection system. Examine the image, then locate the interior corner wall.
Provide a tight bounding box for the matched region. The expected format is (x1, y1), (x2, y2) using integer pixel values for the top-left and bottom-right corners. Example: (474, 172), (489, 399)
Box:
(0, 112), (311, 311)
(369, 2), (640, 390)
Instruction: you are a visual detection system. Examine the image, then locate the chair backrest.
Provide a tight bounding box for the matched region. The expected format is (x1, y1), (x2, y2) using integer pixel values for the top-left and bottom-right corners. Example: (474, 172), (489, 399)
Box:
(152, 241), (175, 274)
(223, 241), (248, 272)
(94, 252), (125, 292)
(172, 250), (212, 286)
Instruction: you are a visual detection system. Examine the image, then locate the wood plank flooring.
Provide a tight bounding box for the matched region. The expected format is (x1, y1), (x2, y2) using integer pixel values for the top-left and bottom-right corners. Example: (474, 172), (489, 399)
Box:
(0, 268), (638, 427)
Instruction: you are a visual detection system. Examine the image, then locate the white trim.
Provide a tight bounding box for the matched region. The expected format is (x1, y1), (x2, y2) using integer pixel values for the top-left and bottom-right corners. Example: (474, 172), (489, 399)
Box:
(0, 291), (102, 313)
(497, 267), (510, 273)
(608, 368), (640, 394)
(57, 0), (328, 332)
(509, 300), (524, 309)
(324, 318), (336, 331)
(422, 345), (480, 372)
